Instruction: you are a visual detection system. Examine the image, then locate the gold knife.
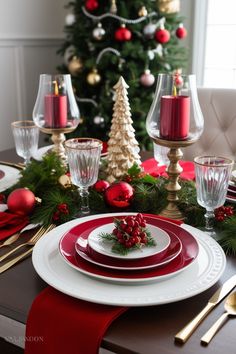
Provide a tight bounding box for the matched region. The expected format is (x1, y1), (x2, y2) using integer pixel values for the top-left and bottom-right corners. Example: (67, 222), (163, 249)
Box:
(175, 274), (236, 343)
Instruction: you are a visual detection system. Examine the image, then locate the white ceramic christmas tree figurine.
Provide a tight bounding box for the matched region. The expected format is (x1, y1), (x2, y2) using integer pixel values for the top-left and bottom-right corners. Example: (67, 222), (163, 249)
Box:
(106, 76), (141, 183)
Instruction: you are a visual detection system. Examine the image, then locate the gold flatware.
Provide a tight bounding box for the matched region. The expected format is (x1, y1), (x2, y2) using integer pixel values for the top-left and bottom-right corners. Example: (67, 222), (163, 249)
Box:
(0, 233), (21, 248)
(0, 248), (34, 274)
(201, 291), (236, 345)
(0, 224), (54, 262)
(0, 223), (40, 248)
(0, 224), (55, 273)
(175, 275), (236, 343)
(0, 161), (23, 169)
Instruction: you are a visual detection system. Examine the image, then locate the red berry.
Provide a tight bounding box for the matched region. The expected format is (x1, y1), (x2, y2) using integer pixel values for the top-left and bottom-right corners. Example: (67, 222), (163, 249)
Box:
(125, 226), (133, 234)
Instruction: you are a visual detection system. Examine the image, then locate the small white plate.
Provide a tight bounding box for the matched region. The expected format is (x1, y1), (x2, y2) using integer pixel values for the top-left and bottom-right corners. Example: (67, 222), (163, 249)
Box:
(88, 223), (170, 260)
(32, 145), (53, 161)
(0, 164), (21, 192)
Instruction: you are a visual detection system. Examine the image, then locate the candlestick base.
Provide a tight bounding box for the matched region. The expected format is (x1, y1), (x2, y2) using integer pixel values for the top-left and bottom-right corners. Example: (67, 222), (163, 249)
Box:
(40, 126), (76, 166)
(152, 137), (196, 220)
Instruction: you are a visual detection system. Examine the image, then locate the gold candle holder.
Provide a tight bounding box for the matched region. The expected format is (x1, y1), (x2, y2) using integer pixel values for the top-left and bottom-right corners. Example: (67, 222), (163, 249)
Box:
(40, 126), (76, 164)
(152, 137), (197, 220)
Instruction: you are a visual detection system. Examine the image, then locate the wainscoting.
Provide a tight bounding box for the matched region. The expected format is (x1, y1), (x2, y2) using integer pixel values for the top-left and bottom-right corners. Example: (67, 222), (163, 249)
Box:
(0, 38), (63, 151)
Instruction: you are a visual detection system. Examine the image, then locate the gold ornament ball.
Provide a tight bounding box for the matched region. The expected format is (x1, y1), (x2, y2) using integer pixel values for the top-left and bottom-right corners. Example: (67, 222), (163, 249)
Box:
(157, 0), (180, 14)
(138, 6), (148, 17)
(87, 68), (101, 85)
(58, 175), (72, 189)
(68, 56), (83, 76)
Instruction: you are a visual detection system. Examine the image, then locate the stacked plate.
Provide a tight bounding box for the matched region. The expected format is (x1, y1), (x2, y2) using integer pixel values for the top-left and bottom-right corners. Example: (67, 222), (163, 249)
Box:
(58, 215), (199, 284)
(226, 180), (236, 203)
(32, 213), (226, 306)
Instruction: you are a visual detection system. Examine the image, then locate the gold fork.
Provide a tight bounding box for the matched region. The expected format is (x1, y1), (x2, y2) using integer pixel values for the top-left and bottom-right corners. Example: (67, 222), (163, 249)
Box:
(0, 224), (54, 262)
(0, 224), (55, 274)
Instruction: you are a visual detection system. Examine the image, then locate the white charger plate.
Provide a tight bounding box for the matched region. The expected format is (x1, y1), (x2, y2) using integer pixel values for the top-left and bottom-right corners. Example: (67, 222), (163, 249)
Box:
(0, 164), (21, 192)
(32, 213), (226, 306)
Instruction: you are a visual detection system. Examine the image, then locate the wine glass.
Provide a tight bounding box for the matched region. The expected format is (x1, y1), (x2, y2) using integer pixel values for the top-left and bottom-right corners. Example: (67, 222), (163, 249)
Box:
(65, 138), (103, 215)
(11, 120), (39, 166)
(194, 156), (233, 233)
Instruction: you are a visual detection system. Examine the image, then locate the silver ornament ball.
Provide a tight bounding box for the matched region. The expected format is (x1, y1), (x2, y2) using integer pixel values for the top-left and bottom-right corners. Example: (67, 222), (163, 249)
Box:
(65, 13), (75, 26)
(143, 23), (156, 39)
(93, 23), (106, 41)
(140, 70), (155, 87)
(93, 116), (105, 125)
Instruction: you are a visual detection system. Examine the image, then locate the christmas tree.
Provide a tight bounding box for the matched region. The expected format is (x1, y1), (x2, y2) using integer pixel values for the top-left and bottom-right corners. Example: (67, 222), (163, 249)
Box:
(58, 0), (188, 149)
(106, 76), (141, 182)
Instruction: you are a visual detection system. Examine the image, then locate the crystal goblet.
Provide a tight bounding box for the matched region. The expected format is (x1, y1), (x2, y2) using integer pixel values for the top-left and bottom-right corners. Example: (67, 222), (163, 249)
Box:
(194, 156), (233, 233)
(11, 120), (39, 166)
(65, 138), (103, 215)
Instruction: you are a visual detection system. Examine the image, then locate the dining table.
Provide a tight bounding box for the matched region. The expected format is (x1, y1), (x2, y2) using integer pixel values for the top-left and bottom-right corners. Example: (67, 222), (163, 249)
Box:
(0, 147), (236, 354)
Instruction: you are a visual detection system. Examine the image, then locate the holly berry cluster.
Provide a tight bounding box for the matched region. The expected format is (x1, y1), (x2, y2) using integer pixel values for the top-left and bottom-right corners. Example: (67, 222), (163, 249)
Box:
(100, 214), (156, 255)
(215, 206), (234, 222)
(53, 203), (70, 222)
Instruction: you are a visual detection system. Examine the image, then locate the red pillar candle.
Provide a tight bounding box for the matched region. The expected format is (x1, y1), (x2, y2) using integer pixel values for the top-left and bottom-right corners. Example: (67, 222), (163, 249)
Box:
(160, 95), (190, 140)
(44, 94), (67, 128)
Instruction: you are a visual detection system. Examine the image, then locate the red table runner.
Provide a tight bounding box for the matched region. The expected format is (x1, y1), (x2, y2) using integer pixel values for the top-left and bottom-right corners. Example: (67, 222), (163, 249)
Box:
(142, 158), (195, 180)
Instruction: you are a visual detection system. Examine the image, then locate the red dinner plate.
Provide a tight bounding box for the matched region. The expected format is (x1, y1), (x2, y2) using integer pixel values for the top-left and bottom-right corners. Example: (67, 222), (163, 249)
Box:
(59, 215), (199, 283)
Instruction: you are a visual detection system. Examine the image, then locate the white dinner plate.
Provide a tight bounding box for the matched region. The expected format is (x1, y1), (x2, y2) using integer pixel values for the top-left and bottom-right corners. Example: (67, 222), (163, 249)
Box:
(0, 164), (21, 192)
(32, 213), (226, 306)
(88, 223), (170, 260)
(32, 145), (53, 161)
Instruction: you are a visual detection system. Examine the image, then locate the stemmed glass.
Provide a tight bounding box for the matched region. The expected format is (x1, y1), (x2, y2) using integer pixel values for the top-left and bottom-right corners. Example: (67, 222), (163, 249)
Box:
(194, 156), (233, 233)
(11, 120), (39, 166)
(65, 138), (103, 215)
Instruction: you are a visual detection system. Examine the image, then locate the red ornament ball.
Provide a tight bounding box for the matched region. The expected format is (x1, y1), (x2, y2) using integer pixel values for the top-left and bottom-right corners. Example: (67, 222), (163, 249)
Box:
(85, 0), (99, 12)
(94, 180), (110, 193)
(155, 28), (170, 44)
(7, 188), (35, 216)
(115, 26), (132, 42)
(105, 182), (134, 208)
(176, 26), (187, 39)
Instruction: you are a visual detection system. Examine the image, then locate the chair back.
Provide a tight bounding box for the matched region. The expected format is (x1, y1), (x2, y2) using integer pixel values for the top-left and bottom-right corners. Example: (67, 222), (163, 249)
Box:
(183, 88), (236, 161)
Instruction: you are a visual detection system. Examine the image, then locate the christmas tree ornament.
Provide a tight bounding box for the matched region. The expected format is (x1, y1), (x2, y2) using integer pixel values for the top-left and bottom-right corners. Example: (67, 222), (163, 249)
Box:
(110, 0), (117, 14)
(104, 181), (134, 208)
(155, 27), (170, 44)
(87, 68), (101, 85)
(7, 188), (36, 216)
(58, 174), (72, 189)
(140, 69), (155, 87)
(85, 0), (99, 12)
(68, 56), (83, 76)
(92, 22), (105, 41)
(114, 24), (132, 42)
(158, 0), (180, 14)
(143, 23), (157, 39)
(176, 24), (187, 39)
(106, 76), (141, 182)
(138, 6), (148, 17)
(174, 72), (183, 88)
(93, 115), (105, 125)
(93, 180), (110, 193)
(65, 13), (76, 26)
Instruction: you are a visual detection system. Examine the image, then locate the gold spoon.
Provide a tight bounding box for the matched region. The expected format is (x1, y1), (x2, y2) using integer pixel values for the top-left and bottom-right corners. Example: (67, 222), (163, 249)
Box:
(201, 291), (236, 345)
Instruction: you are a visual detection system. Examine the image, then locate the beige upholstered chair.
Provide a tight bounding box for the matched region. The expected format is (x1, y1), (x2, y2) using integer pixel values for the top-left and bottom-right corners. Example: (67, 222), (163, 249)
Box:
(183, 88), (236, 161)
